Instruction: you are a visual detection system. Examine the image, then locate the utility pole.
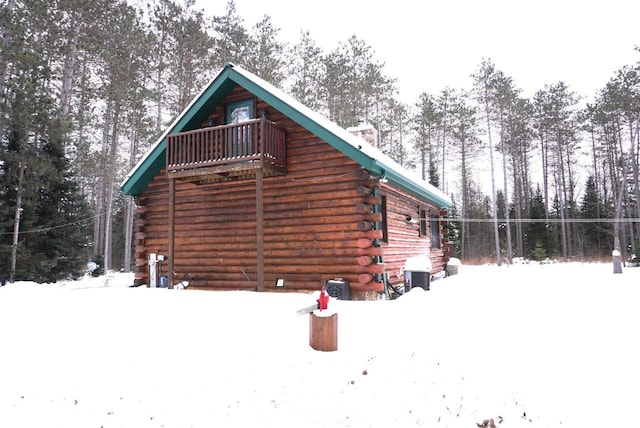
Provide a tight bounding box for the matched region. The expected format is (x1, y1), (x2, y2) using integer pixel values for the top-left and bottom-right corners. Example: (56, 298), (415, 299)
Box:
(9, 161), (25, 283)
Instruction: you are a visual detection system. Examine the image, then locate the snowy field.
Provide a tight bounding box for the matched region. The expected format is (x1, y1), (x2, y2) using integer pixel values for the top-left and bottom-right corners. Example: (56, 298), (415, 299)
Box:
(1, 262), (639, 427)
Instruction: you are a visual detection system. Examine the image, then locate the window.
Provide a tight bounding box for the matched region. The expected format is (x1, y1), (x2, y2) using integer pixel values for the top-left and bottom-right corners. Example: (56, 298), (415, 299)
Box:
(225, 99), (254, 157)
(379, 195), (388, 243)
(419, 208), (428, 237)
(226, 99), (253, 124)
(430, 214), (441, 249)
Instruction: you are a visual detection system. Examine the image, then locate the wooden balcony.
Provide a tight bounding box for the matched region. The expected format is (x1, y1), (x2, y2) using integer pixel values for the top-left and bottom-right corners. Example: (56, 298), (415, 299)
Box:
(166, 118), (286, 183)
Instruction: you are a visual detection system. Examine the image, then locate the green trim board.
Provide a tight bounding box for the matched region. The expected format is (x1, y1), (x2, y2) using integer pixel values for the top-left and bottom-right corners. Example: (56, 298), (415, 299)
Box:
(120, 63), (451, 209)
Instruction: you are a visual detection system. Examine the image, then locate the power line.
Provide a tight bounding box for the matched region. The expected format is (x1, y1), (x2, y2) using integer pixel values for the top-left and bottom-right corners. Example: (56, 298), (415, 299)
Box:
(0, 212), (104, 236)
(445, 217), (640, 224)
(3, 214), (639, 236)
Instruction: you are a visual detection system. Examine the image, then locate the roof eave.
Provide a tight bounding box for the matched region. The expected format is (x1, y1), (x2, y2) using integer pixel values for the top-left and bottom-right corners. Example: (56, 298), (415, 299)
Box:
(120, 63), (453, 209)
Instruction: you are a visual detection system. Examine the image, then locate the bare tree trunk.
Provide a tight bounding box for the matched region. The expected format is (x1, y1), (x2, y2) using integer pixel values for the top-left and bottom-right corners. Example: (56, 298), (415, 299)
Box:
(512, 159), (524, 257)
(123, 82), (143, 273)
(124, 197), (135, 272)
(440, 91), (449, 194)
(555, 127), (568, 259)
(500, 138), (513, 264)
(0, 0), (14, 108)
(484, 99), (502, 266)
(629, 121), (640, 255)
(74, 53), (90, 194)
(92, 101), (113, 260)
(612, 150), (628, 272)
(460, 151), (468, 260)
(103, 100), (122, 271)
(540, 132), (550, 222)
(9, 161), (25, 283)
(562, 145), (573, 257)
(590, 127), (601, 218)
(60, 9), (82, 121)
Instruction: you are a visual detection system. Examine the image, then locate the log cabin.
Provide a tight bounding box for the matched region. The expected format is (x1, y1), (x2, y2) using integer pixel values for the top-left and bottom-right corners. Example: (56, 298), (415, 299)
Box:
(120, 63), (453, 300)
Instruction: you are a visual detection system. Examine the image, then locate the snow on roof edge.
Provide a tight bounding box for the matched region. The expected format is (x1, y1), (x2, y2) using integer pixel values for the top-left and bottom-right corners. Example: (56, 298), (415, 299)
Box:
(121, 63), (451, 207)
(232, 66), (452, 206)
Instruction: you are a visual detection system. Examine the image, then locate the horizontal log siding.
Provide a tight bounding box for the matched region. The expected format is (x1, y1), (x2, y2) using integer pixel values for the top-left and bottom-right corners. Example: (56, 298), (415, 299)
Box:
(379, 185), (445, 286)
(138, 87), (374, 292)
(135, 85), (445, 296)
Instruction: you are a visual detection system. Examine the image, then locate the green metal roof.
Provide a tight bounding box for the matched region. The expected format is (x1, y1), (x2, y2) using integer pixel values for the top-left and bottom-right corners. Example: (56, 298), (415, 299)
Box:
(120, 63), (451, 209)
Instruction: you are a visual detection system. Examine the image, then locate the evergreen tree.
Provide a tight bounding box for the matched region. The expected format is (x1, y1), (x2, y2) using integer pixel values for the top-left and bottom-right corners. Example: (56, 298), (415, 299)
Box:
(212, 0), (249, 67)
(472, 59), (502, 265)
(0, 62), (89, 282)
(170, 1), (214, 115)
(526, 185), (555, 259)
(380, 99), (412, 167)
(245, 14), (285, 86)
(16, 122), (90, 281)
(448, 90), (481, 259)
(533, 82), (581, 259)
(322, 35), (395, 128)
(412, 92), (441, 183)
(578, 175), (612, 256)
(287, 30), (324, 111)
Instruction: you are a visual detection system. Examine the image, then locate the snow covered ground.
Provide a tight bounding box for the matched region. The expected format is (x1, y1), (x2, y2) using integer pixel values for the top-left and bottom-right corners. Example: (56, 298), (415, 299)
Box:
(1, 262), (639, 427)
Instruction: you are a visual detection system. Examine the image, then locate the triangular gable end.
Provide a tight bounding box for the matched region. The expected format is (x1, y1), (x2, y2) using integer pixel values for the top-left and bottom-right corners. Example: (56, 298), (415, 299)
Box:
(120, 63), (451, 209)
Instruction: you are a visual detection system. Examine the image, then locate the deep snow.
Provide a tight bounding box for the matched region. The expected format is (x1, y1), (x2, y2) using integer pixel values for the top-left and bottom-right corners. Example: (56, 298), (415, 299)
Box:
(0, 262), (639, 427)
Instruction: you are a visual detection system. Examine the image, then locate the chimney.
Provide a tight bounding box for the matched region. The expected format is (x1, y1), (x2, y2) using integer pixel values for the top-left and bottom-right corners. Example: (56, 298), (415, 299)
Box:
(347, 122), (378, 148)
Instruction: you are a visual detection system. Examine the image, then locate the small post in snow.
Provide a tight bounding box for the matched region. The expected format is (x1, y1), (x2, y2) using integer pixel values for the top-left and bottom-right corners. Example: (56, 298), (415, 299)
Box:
(304, 286), (338, 352)
(612, 249), (623, 274)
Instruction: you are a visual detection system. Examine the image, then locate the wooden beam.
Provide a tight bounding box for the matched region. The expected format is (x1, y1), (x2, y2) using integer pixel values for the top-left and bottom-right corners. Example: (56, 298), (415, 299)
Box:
(168, 177), (175, 289)
(256, 167), (264, 291)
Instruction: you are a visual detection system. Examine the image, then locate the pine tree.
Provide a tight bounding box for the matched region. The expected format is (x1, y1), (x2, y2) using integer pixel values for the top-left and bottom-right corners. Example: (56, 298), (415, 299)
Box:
(287, 30), (324, 111)
(412, 92), (441, 183)
(245, 14), (285, 86)
(448, 90), (481, 259)
(472, 59), (502, 265)
(17, 121), (90, 281)
(578, 175), (612, 256)
(533, 82), (581, 259)
(526, 185), (555, 259)
(169, 1), (214, 115)
(322, 35), (394, 128)
(0, 43), (89, 282)
(212, 0), (249, 67)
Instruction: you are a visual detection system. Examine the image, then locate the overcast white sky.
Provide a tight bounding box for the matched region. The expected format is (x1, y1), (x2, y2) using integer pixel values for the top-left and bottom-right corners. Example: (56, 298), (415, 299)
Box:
(198, 0), (640, 105)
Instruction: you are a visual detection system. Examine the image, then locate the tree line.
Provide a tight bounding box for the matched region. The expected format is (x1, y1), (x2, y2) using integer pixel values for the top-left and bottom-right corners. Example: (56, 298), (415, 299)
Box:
(1, 0), (638, 282)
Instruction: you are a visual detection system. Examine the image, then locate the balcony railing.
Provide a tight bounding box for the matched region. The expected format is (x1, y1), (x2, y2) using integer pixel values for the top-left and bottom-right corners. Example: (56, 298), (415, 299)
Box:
(166, 118), (286, 182)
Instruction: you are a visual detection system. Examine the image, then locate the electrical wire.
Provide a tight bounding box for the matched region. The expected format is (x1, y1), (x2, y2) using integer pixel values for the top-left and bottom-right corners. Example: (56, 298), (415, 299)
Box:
(444, 217), (640, 224)
(0, 212), (105, 236)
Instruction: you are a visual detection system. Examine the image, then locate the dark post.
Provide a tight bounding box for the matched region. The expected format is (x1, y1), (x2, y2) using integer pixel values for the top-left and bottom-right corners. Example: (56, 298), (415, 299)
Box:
(168, 177), (175, 288)
(256, 120), (265, 291)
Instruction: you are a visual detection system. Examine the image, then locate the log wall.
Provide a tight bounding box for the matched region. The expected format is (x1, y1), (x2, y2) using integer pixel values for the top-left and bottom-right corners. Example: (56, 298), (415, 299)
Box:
(134, 85), (446, 298)
(378, 186), (445, 287)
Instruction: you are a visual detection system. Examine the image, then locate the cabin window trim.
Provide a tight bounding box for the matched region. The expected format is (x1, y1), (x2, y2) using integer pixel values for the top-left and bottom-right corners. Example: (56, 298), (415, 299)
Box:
(419, 207), (428, 238)
(379, 195), (388, 243)
(225, 99), (254, 124)
(430, 212), (441, 249)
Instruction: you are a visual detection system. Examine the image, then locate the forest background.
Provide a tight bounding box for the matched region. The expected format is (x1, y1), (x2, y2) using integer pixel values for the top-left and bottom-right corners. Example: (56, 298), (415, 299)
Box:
(1, 0), (639, 283)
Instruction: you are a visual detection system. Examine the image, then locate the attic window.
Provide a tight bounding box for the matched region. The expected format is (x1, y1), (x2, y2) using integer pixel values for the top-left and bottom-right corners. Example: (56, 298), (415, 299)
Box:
(225, 99), (254, 157)
(226, 99), (254, 124)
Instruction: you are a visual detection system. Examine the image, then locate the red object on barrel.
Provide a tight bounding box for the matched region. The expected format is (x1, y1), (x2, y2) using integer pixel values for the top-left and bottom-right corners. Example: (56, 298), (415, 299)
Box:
(317, 285), (330, 310)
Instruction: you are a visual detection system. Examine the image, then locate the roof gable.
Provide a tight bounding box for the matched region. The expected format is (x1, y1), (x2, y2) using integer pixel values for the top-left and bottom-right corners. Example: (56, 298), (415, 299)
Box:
(120, 64), (451, 208)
